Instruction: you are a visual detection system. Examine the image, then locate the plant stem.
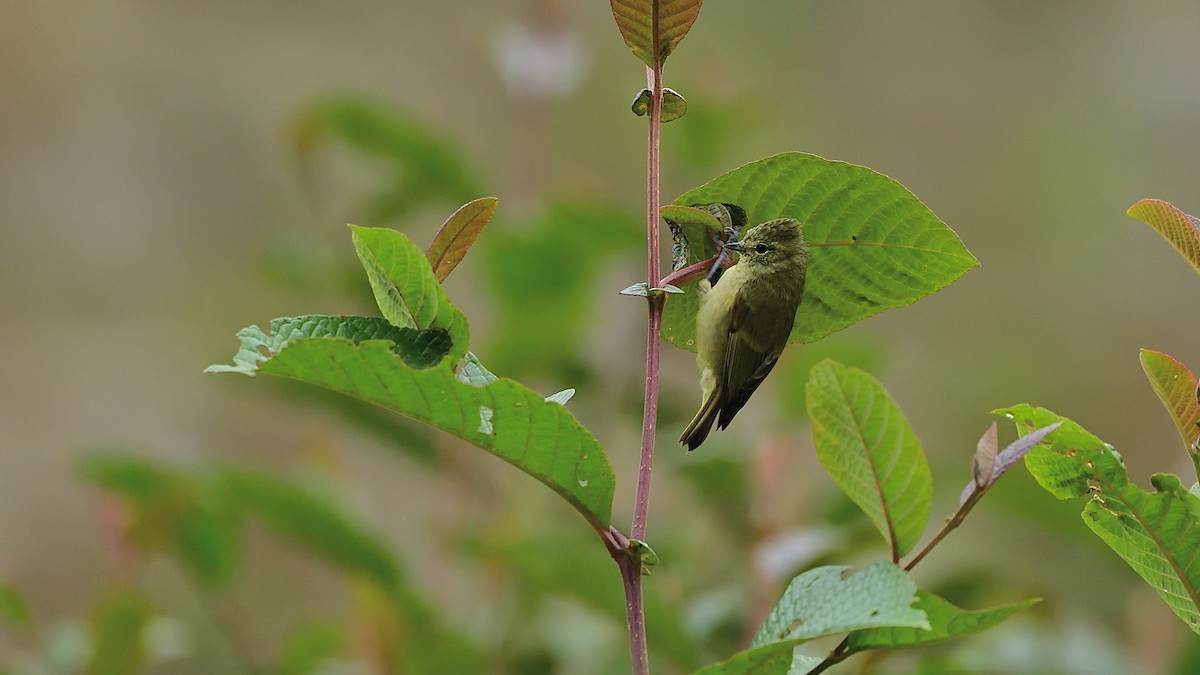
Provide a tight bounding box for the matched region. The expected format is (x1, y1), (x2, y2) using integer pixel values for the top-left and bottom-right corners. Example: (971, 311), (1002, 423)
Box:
(617, 61), (665, 675)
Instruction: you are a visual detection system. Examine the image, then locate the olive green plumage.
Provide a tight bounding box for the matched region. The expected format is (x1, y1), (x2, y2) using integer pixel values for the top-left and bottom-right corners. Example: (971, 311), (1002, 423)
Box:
(680, 218), (809, 451)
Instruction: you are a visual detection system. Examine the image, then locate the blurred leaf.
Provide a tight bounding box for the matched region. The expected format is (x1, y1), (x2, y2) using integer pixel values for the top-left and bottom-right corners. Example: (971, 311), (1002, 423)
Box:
(773, 334), (885, 422)
(697, 562), (926, 674)
(1127, 198), (1200, 275)
(846, 592), (1037, 651)
(631, 87), (687, 122)
(426, 197), (498, 282)
(1000, 404), (1200, 634)
(88, 590), (152, 675)
(293, 96), (481, 223)
(472, 532), (696, 669)
(805, 360), (932, 559)
(351, 226), (470, 362)
(666, 153), (978, 352)
(280, 621), (344, 675)
(676, 455), (750, 537)
(219, 470), (482, 674)
(1140, 349), (1200, 478)
(204, 315), (453, 376)
(482, 201), (639, 380)
(210, 333), (615, 529)
(0, 582), (30, 629)
(609, 0), (703, 68)
(219, 470), (401, 591)
(80, 456), (239, 584)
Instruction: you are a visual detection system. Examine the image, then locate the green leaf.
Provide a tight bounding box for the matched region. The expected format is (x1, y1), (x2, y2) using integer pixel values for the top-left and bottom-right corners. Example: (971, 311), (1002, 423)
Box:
(752, 561), (927, 647)
(661, 204), (725, 272)
(482, 200), (640, 379)
(472, 532), (697, 670)
(0, 582), (30, 629)
(847, 592), (1038, 651)
(631, 87), (687, 122)
(351, 226), (469, 361)
(805, 360), (932, 558)
(210, 335), (614, 530)
(205, 315), (453, 376)
(698, 562), (927, 675)
(218, 469), (402, 592)
(609, 0), (704, 68)
(218, 470), (483, 673)
(80, 456), (239, 584)
(1140, 349), (1200, 478)
(88, 590), (153, 675)
(620, 282), (651, 297)
(280, 621), (344, 675)
(1127, 198), (1200, 275)
(426, 197), (498, 282)
(999, 404), (1200, 634)
(293, 96), (480, 223)
(665, 152), (978, 351)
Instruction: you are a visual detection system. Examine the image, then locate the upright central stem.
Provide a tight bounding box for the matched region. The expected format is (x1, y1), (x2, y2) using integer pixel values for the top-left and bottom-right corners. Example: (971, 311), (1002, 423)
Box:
(633, 63), (663, 543)
(621, 62), (664, 675)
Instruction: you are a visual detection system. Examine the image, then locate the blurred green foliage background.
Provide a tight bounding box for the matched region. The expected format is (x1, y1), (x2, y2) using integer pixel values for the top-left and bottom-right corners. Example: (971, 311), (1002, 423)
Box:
(3, 1), (1200, 673)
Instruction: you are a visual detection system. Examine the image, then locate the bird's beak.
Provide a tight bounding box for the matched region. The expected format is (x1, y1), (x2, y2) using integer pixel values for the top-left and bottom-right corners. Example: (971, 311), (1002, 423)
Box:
(724, 240), (743, 252)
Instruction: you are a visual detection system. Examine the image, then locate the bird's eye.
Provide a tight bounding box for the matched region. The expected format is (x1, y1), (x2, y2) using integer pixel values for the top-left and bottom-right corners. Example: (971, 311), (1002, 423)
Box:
(754, 243), (769, 254)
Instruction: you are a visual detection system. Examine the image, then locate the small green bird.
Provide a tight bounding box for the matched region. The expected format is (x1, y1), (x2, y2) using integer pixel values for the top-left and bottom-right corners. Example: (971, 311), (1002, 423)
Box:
(680, 218), (809, 451)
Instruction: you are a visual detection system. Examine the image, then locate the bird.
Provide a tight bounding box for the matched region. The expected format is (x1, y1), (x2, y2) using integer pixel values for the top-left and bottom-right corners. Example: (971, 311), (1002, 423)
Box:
(679, 217), (808, 451)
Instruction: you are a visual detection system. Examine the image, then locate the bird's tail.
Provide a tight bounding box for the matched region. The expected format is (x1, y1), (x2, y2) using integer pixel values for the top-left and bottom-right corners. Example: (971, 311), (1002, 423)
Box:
(680, 388), (721, 451)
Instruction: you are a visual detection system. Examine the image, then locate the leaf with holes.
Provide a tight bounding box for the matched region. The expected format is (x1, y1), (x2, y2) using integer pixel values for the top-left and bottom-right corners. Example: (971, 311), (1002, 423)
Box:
(209, 330), (615, 530)
(351, 226), (469, 362)
(1141, 349), (1200, 478)
(1128, 199), (1200, 275)
(426, 197), (498, 282)
(664, 152), (977, 352)
(806, 360), (932, 559)
(609, 0), (703, 68)
(1000, 404), (1200, 634)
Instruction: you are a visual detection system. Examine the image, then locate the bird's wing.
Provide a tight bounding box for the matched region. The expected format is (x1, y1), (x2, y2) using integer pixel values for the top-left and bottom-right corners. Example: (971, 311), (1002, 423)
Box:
(717, 291), (777, 430)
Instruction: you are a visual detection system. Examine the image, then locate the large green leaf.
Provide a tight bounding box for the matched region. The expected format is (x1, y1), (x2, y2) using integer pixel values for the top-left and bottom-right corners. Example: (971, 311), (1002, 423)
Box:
(609, 0), (704, 68)
(695, 561), (927, 675)
(1140, 349), (1200, 478)
(350, 226), (469, 362)
(805, 360), (932, 559)
(665, 153), (977, 351)
(1127, 198), (1200, 275)
(293, 96), (481, 224)
(999, 404), (1200, 634)
(209, 322), (615, 530)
